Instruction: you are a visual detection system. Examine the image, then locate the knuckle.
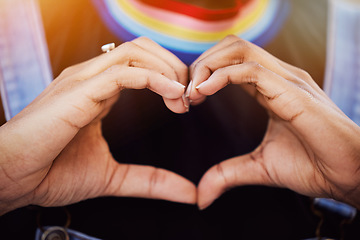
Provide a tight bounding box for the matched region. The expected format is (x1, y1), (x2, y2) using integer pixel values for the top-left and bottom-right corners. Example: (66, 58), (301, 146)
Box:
(132, 36), (159, 48)
(59, 65), (77, 77)
(216, 35), (240, 51)
(297, 68), (312, 81)
(243, 62), (263, 84)
(229, 40), (251, 63)
(121, 41), (135, 48)
(144, 74), (151, 89)
(104, 64), (122, 73)
(120, 41), (138, 53)
(216, 162), (229, 185)
(193, 58), (207, 71)
(224, 34), (239, 41)
(118, 42), (142, 67)
(248, 61), (264, 73)
(125, 55), (138, 68)
(212, 67), (226, 78)
(148, 167), (166, 196)
(135, 36), (152, 43)
(232, 38), (250, 51)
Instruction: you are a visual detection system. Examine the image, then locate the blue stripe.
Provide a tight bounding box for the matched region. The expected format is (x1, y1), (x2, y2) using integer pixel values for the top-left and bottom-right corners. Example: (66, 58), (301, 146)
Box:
(92, 0), (289, 64)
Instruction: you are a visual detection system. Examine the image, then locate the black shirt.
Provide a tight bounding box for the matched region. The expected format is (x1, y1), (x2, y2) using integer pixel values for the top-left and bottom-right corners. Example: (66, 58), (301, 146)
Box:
(1, 0), (360, 239)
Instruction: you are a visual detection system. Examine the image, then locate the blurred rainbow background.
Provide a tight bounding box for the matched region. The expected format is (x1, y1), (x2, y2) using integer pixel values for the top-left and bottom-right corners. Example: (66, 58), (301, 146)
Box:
(93, 0), (290, 64)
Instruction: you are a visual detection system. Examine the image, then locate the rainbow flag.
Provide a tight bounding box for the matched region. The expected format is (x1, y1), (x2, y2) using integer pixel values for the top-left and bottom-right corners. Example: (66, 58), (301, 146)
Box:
(92, 0), (290, 64)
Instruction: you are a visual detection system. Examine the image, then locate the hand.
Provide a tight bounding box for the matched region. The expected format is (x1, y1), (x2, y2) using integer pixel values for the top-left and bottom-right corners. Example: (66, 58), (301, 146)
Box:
(188, 35), (360, 210)
(0, 37), (195, 215)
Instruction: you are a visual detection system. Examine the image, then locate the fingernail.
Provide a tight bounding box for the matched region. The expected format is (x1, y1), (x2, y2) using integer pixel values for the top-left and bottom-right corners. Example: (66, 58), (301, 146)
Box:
(198, 202), (211, 211)
(171, 80), (186, 89)
(182, 94), (190, 112)
(195, 81), (205, 90)
(185, 80), (193, 98)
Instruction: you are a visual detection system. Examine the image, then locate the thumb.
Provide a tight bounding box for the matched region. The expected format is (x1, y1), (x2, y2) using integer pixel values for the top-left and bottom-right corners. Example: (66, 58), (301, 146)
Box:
(197, 154), (273, 210)
(102, 163), (197, 205)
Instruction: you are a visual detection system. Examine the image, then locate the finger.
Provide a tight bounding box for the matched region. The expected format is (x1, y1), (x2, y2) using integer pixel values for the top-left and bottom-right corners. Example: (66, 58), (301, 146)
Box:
(190, 34), (239, 71)
(197, 153), (271, 210)
(84, 65), (186, 116)
(104, 163), (197, 204)
(42, 42), (182, 101)
(189, 37), (297, 102)
(163, 98), (188, 114)
(185, 35), (239, 105)
(195, 62), (314, 123)
(195, 62), (358, 161)
(7, 65), (186, 170)
(87, 65), (185, 101)
(50, 39), (188, 113)
(191, 35), (321, 95)
(132, 37), (188, 86)
(58, 40), (181, 84)
(132, 37), (189, 113)
(276, 59), (326, 93)
(36, 65), (185, 132)
(94, 94), (120, 121)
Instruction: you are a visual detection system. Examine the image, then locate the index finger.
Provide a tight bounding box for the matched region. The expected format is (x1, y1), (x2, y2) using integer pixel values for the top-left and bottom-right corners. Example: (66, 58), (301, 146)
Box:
(188, 36), (298, 102)
(132, 37), (188, 86)
(132, 37), (189, 113)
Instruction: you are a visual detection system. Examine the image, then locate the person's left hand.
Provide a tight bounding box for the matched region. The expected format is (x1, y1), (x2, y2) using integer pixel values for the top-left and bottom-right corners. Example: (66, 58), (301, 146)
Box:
(187, 35), (360, 210)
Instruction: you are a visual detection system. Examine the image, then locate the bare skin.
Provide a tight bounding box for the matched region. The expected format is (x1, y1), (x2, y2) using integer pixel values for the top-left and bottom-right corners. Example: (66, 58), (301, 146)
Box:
(187, 35), (360, 210)
(1, 35), (360, 215)
(0, 37), (195, 215)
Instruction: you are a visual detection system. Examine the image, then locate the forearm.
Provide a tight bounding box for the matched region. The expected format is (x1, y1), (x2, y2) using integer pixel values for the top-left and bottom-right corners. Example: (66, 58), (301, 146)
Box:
(0, 192), (32, 216)
(0, 161), (30, 215)
(0, 122), (50, 215)
(0, 147), (27, 215)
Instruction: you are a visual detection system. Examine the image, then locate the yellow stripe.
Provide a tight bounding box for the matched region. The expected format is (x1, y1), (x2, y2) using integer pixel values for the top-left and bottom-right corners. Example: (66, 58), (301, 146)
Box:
(116, 0), (269, 42)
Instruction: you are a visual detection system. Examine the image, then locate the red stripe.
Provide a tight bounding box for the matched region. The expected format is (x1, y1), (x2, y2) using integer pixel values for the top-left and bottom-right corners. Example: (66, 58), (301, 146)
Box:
(138, 0), (244, 21)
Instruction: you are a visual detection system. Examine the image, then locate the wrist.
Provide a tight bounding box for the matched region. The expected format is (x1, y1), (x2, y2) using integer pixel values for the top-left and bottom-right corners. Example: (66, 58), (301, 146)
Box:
(0, 198), (28, 216)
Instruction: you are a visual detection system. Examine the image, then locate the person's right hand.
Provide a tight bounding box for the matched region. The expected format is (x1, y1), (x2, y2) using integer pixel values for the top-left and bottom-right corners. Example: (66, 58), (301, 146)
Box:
(0, 37), (195, 215)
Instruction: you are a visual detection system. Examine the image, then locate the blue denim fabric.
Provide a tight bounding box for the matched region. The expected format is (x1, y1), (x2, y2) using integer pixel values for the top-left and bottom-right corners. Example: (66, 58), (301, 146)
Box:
(320, 0), (360, 222)
(324, 0), (360, 126)
(35, 227), (336, 240)
(314, 198), (357, 220)
(0, 0), (52, 120)
(35, 226), (102, 240)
